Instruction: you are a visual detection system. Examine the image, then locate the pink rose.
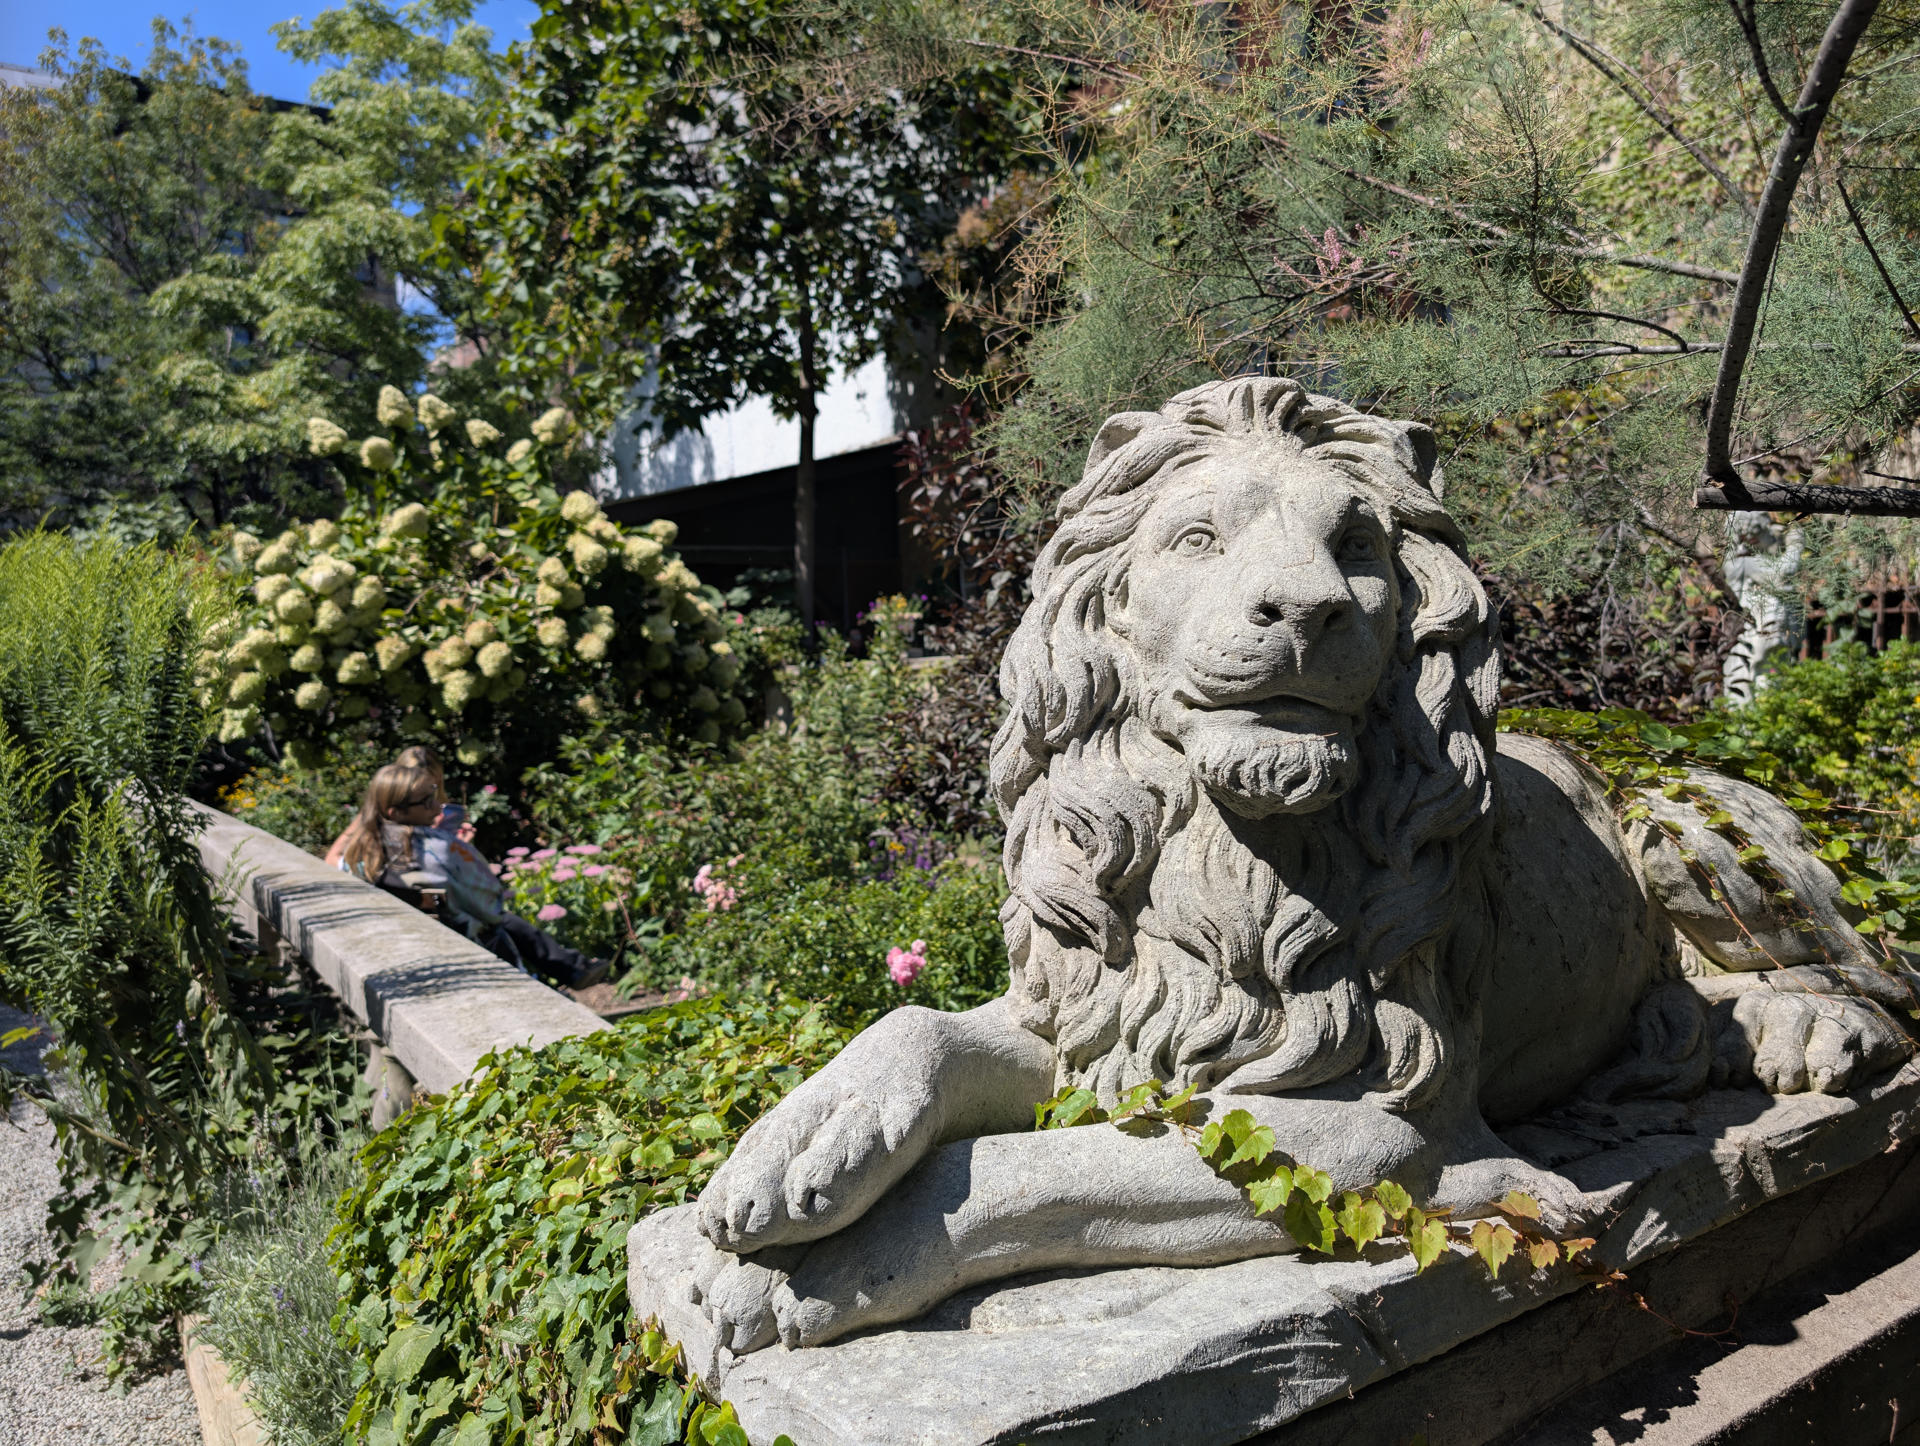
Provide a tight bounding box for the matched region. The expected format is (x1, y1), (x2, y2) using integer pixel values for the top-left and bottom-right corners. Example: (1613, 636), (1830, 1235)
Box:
(887, 944), (927, 987)
(536, 903), (567, 922)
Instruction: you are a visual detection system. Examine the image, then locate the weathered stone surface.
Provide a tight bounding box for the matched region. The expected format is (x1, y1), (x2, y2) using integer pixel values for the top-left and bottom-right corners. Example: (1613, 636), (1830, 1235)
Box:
(650, 376), (1919, 1384)
(193, 802), (602, 1093)
(629, 1065), (1920, 1446)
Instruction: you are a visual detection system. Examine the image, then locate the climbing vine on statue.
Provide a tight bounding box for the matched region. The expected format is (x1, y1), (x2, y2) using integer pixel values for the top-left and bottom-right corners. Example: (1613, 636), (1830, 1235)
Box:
(216, 387), (748, 773)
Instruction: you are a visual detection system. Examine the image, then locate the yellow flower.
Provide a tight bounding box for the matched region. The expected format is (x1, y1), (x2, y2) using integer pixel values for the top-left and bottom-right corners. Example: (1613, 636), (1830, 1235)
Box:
(376, 385), (414, 428)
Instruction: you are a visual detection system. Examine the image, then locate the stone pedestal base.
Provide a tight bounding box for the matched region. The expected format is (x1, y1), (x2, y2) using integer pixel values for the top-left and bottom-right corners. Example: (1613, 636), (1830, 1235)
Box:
(627, 1066), (1920, 1446)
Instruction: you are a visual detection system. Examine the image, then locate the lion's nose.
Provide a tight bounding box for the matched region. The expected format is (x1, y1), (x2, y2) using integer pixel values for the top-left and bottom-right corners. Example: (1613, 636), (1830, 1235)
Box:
(1249, 592), (1351, 642)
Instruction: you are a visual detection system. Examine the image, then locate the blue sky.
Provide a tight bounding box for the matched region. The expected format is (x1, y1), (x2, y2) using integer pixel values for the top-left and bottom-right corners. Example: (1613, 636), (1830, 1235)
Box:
(4, 0), (537, 103)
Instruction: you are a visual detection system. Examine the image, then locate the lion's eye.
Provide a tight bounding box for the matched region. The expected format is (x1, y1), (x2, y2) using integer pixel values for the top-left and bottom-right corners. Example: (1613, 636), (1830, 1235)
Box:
(1336, 528), (1378, 564)
(1172, 526), (1218, 556)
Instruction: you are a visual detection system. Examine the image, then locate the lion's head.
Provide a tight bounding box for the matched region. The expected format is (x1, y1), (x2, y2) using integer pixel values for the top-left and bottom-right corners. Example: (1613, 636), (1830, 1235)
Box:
(991, 378), (1502, 1112)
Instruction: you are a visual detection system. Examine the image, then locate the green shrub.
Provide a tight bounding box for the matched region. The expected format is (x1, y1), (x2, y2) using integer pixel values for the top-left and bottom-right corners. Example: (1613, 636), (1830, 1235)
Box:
(1719, 640), (1920, 875)
(0, 532), (362, 1367)
(219, 734), (392, 855)
(199, 1150), (362, 1446)
(330, 996), (850, 1445)
(216, 387), (752, 778)
(657, 852), (1010, 1024)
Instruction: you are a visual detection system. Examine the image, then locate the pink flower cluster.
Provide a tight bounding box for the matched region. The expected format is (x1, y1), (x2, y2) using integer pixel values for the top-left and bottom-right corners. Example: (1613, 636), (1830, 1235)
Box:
(500, 841), (625, 926)
(692, 860), (740, 912)
(887, 939), (929, 987)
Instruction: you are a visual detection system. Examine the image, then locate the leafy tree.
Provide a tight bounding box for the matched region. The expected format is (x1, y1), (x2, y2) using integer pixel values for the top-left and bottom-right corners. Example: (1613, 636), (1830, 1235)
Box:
(0, 5), (504, 534)
(865, 0), (1920, 585)
(451, 0), (1030, 626)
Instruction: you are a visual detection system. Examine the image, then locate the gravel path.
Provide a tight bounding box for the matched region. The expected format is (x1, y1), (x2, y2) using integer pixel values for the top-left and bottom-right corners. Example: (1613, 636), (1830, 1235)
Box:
(0, 1003), (202, 1446)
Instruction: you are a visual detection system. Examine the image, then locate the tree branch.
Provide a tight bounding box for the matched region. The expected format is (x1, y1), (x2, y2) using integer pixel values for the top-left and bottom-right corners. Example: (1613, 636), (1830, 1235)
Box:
(1507, 0), (1754, 219)
(1695, 478), (1920, 514)
(1700, 0), (1882, 504)
(1836, 173), (1920, 340)
(1726, 0), (1797, 123)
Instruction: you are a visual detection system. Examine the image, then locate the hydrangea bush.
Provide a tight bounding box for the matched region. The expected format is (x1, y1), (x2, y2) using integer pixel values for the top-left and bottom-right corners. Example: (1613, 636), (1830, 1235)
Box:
(214, 387), (749, 769)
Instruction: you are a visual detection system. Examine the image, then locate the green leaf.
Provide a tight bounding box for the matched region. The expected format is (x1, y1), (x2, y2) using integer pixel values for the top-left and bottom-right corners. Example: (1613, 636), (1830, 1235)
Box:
(1497, 1190), (1541, 1222)
(1406, 1209), (1450, 1273)
(1223, 1121), (1277, 1171)
(1291, 1165), (1334, 1203)
(1527, 1237), (1560, 1272)
(1284, 1191), (1338, 1254)
(373, 1324), (442, 1388)
(1703, 809), (1734, 829)
(1372, 1180), (1412, 1220)
(1336, 1193), (1386, 1251)
(1110, 1080), (1163, 1119)
(1470, 1220), (1518, 1279)
(1245, 1166), (1293, 1216)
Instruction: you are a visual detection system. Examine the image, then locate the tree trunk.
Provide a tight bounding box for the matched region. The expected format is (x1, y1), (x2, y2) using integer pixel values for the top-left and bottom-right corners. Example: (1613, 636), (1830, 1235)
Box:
(795, 283), (819, 637)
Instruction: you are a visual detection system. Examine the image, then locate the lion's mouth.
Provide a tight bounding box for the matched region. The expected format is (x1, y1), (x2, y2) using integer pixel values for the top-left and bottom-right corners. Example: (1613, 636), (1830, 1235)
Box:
(1173, 687), (1354, 732)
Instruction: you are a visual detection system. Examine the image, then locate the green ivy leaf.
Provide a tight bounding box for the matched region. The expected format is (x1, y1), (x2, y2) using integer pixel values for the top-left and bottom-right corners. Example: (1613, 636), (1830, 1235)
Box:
(1373, 1180), (1412, 1220)
(1470, 1220), (1518, 1279)
(373, 1324), (443, 1388)
(1245, 1167), (1293, 1216)
(1497, 1190), (1541, 1222)
(1284, 1191), (1338, 1254)
(1291, 1165), (1334, 1203)
(1336, 1193), (1386, 1251)
(1406, 1212), (1450, 1273)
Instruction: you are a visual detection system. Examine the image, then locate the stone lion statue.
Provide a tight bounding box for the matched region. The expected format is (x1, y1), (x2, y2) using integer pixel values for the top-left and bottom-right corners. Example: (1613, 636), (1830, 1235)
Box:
(675, 377), (1918, 1358)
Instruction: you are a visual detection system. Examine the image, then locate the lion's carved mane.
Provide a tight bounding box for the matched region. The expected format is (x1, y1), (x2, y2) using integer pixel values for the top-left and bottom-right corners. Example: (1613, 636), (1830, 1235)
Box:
(990, 378), (1504, 1112)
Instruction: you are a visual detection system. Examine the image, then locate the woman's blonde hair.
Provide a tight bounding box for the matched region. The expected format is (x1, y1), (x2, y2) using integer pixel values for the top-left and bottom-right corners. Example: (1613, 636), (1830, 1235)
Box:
(394, 745), (444, 786)
(338, 763), (440, 881)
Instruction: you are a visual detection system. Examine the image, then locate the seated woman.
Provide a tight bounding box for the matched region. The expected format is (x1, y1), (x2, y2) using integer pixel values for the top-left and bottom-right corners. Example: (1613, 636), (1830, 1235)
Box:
(335, 762), (609, 991)
(325, 744), (460, 868)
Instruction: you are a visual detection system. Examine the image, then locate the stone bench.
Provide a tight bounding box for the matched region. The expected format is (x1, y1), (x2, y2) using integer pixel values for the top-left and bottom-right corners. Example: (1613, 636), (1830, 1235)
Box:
(192, 802), (604, 1095)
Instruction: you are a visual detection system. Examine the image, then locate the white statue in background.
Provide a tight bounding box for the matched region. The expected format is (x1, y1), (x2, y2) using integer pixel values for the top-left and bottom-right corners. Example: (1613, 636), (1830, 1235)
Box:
(1722, 510), (1805, 705)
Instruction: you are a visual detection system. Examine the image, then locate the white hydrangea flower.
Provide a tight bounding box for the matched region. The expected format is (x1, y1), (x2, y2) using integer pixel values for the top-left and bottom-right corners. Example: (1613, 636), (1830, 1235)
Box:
(294, 679), (332, 712)
(535, 617), (569, 648)
(587, 515), (620, 543)
(307, 519), (341, 549)
(439, 636), (474, 668)
(376, 385), (415, 428)
(312, 598), (349, 635)
(218, 707), (260, 743)
(337, 652), (376, 685)
(290, 642), (326, 673)
(643, 610), (675, 643)
(228, 628), (277, 666)
(568, 533), (610, 577)
(560, 490), (601, 524)
(231, 531), (263, 565)
(374, 636), (414, 672)
(275, 589), (314, 625)
(657, 559), (697, 592)
(276, 622), (311, 648)
(531, 406), (572, 444)
(255, 575), (294, 606)
(534, 582), (566, 609)
(647, 678), (673, 700)
(536, 556), (570, 586)
(337, 694), (371, 719)
(417, 393), (456, 434)
(574, 693), (604, 719)
(644, 519), (678, 546)
(574, 632), (608, 663)
(382, 503), (430, 538)
(506, 439), (534, 466)
(442, 670), (478, 710)
(254, 540), (298, 576)
(645, 642), (673, 671)
(228, 672), (267, 706)
(360, 437), (397, 471)
(301, 557), (354, 595)
(465, 418), (503, 447)
(455, 736), (488, 766)
(463, 618), (498, 647)
(476, 640), (514, 678)
(350, 577), (387, 612)
(307, 418), (349, 455)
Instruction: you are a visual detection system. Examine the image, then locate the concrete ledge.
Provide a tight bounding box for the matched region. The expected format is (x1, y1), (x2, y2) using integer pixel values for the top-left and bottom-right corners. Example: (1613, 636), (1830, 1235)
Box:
(193, 802), (604, 1094)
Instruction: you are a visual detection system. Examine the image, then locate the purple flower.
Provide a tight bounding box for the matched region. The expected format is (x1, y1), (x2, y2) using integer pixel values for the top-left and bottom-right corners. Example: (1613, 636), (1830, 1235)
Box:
(174, 1020), (187, 1041)
(537, 903), (567, 922)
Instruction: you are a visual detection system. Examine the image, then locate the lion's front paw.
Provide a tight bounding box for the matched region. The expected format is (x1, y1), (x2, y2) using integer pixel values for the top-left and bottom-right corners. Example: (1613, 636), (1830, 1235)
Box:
(688, 1250), (797, 1356)
(696, 1069), (936, 1252)
(1718, 987), (1914, 1095)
